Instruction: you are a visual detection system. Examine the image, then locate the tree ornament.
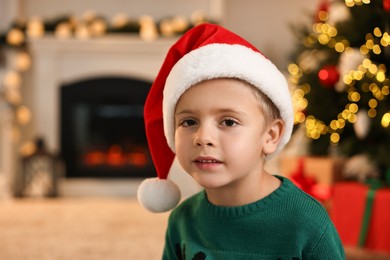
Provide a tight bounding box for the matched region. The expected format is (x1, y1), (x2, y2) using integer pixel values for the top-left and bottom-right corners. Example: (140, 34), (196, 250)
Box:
(342, 154), (379, 183)
(327, 1), (351, 25)
(318, 65), (339, 87)
(336, 48), (366, 92)
(384, 0), (390, 12)
(354, 109), (371, 139)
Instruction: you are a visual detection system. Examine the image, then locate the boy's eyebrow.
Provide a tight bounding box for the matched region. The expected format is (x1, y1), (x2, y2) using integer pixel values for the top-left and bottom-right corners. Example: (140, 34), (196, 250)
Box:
(175, 109), (194, 116)
(217, 108), (246, 115)
(175, 108), (247, 116)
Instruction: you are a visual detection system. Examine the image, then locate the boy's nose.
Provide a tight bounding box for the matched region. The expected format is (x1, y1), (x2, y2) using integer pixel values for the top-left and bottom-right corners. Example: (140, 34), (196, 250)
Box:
(193, 125), (214, 147)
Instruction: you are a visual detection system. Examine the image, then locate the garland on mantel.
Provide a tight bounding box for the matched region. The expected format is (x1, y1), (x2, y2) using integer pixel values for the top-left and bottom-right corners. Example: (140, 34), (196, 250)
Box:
(0, 11), (217, 48)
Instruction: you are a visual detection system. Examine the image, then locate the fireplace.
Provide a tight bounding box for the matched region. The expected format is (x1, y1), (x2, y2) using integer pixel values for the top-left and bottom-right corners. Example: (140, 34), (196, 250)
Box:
(60, 76), (154, 178)
(25, 36), (200, 196)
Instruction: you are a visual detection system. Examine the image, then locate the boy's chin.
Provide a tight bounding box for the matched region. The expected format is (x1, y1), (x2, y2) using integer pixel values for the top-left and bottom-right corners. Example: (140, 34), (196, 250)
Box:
(191, 175), (231, 190)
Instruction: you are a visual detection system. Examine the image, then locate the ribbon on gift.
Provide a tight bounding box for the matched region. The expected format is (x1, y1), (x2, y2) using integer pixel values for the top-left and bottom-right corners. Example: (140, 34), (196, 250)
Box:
(358, 179), (383, 247)
(290, 157), (331, 202)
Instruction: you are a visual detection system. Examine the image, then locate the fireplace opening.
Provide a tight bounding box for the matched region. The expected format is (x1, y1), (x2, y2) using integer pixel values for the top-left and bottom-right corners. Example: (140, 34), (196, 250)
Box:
(60, 77), (155, 178)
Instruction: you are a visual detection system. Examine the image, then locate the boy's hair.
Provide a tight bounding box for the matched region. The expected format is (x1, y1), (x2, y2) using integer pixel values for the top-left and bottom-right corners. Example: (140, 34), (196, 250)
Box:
(236, 78), (281, 124)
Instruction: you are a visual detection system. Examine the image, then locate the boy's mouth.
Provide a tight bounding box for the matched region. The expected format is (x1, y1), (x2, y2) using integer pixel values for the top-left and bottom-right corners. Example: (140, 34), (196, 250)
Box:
(193, 156), (222, 164)
(195, 159), (219, 163)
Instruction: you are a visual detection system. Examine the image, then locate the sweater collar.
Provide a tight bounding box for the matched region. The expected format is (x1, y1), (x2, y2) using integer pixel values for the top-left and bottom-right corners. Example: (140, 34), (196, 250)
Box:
(200, 175), (293, 218)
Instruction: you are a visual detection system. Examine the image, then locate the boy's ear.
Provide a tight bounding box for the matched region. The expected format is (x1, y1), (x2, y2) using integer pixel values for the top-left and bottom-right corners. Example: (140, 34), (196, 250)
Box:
(263, 119), (285, 155)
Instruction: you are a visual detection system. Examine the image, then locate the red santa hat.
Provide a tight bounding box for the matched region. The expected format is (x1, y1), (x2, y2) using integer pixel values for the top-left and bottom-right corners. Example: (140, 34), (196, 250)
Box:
(137, 23), (294, 213)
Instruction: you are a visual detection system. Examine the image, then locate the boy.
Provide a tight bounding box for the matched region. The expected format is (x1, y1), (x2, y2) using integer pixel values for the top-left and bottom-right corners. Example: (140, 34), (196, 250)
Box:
(138, 23), (345, 259)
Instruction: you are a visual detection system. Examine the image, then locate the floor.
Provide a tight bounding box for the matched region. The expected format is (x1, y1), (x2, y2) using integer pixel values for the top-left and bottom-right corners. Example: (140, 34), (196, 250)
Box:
(1, 196), (390, 260)
(0, 197), (169, 260)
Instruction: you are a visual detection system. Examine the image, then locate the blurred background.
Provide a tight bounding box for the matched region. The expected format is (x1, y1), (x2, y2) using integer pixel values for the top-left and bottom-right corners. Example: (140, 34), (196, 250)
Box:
(1, 0), (390, 259)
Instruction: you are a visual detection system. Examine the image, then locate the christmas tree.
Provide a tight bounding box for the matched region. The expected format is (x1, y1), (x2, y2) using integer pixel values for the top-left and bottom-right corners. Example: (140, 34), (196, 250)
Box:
(288, 0), (390, 175)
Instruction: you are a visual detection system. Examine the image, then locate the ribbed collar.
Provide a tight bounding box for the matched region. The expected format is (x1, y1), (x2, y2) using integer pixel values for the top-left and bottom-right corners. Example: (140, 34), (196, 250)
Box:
(199, 175), (293, 218)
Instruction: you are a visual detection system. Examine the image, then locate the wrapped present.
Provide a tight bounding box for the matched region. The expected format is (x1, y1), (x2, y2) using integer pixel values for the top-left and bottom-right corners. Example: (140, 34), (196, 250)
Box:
(331, 182), (390, 253)
(280, 156), (344, 202)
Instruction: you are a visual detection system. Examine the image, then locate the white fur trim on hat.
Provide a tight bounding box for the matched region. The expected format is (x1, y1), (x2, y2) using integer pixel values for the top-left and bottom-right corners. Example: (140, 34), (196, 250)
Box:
(163, 43), (293, 157)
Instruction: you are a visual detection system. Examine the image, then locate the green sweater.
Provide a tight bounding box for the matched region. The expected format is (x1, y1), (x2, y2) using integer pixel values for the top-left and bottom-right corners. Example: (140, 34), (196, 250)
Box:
(163, 176), (345, 260)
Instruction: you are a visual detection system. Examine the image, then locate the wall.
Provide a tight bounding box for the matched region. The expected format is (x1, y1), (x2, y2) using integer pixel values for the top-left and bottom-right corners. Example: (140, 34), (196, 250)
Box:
(0, 0), (20, 31)
(223, 0), (319, 69)
(20, 0), (213, 21)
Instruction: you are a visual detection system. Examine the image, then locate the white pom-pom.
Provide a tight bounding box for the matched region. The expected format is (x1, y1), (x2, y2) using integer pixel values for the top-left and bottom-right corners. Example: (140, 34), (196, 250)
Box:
(137, 178), (181, 213)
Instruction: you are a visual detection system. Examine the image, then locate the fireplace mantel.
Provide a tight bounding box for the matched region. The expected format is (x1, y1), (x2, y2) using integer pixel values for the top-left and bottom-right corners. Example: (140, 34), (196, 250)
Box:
(28, 35), (176, 153)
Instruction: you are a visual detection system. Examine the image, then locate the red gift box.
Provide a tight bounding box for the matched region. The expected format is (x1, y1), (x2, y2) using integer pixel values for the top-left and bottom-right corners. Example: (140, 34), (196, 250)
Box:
(331, 182), (390, 253)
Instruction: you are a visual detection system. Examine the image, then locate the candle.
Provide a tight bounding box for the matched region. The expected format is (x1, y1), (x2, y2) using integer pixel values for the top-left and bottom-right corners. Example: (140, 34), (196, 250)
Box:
(27, 17), (45, 38)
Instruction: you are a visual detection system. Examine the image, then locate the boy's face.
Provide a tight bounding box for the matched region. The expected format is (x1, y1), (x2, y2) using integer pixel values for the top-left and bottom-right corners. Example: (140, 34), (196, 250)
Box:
(174, 78), (279, 193)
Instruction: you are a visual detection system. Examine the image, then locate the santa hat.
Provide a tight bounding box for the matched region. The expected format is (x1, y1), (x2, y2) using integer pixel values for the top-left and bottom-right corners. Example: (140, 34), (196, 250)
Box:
(137, 23), (294, 213)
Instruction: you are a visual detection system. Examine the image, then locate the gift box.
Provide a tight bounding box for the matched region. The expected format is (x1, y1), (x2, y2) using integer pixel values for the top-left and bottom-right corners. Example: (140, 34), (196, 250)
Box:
(331, 182), (390, 253)
(280, 156), (344, 203)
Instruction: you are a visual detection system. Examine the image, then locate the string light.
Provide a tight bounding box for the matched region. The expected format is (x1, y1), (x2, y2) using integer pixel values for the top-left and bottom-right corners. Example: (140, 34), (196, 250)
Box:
(381, 32), (390, 47)
(330, 133), (340, 143)
(345, 0), (370, 7)
(368, 108), (377, 118)
(6, 28), (25, 46)
(318, 11), (328, 22)
(290, 21), (390, 146)
(381, 113), (390, 128)
(382, 85), (389, 95)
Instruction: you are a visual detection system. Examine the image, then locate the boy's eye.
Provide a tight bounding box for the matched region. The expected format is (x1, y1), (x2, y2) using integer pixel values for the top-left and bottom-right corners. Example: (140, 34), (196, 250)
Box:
(221, 119), (238, 127)
(180, 119), (197, 127)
